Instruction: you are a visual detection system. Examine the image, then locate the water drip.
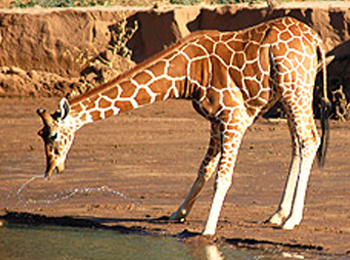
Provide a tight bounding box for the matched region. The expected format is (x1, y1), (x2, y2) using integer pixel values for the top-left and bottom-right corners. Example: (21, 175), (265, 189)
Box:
(17, 175), (140, 205)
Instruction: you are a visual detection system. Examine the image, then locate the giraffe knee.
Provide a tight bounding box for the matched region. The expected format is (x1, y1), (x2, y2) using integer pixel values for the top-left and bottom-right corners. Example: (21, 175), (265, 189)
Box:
(198, 159), (219, 181)
(309, 132), (320, 151)
(307, 125), (320, 145)
(198, 167), (214, 182)
(299, 137), (320, 159)
(214, 173), (233, 192)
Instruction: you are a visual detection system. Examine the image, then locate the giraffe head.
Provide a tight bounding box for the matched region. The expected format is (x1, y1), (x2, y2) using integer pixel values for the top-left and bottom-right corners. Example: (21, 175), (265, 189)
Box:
(37, 98), (75, 179)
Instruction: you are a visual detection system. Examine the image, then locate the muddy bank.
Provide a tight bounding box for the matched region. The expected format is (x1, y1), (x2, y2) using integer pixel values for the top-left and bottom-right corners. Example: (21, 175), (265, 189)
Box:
(0, 211), (328, 257)
(0, 98), (349, 257)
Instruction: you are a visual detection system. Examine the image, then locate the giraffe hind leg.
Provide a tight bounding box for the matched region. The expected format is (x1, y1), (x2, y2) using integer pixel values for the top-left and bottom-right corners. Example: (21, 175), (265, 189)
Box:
(267, 106), (301, 226)
(282, 116), (319, 229)
(169, 122), (221, 221)
(268, 86), (320, 229)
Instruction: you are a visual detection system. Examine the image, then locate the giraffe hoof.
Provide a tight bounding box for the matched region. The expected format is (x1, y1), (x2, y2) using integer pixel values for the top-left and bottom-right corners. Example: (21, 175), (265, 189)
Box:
(169, 211), (187, 222)
(266, 212), (287, 226)
(169, 217), (186, 223)
(281, 222), (297, 230)
(267, 217), (284, 226)
(281, 218), (301, 230)
(150, 215), (186, 224)
(202, 227), (216, 236)
(179, 217), (186, 223)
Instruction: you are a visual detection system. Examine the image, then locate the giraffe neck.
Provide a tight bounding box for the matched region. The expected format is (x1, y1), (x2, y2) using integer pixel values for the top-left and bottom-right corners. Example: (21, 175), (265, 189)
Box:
(66, 39), (196, 130)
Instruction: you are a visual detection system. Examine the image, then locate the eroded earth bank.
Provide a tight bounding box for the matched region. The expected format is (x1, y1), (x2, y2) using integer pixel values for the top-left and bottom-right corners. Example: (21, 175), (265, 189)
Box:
(0, 2), (350, 259)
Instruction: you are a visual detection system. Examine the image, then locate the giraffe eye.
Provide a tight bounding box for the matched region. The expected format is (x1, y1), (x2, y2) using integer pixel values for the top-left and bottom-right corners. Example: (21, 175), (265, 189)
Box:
(51, 133), (58, 141)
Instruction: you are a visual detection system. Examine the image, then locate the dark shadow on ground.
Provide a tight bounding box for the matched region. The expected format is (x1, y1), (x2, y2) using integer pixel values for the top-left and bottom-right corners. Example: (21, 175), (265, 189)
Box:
(0, 211), (189, 236)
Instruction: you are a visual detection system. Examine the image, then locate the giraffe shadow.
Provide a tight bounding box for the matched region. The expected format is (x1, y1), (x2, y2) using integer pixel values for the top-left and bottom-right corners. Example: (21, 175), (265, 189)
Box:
(88, 214), (185, 226)
(0, 211), (186, 234)
(244, 219), (281, 230)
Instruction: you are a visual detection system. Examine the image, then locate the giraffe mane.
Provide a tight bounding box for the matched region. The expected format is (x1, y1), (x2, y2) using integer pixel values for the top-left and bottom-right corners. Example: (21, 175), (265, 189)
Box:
(68, 30), (219, 106)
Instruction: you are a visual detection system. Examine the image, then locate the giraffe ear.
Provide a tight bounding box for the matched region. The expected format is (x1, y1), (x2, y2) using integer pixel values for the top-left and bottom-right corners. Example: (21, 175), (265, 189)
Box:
(59, 98), (70, 121)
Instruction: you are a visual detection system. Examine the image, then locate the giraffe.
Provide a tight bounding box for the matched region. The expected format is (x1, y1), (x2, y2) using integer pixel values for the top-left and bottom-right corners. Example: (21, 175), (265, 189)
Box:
(37, 17), (331, 235)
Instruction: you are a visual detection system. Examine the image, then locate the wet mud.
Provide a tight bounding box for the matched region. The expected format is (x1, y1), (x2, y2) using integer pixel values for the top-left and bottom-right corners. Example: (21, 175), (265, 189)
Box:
(0, 98), (349, 257)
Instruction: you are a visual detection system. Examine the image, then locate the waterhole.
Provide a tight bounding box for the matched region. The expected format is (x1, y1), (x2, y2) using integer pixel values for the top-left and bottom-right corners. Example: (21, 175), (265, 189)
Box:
(0, 224), (287, 260)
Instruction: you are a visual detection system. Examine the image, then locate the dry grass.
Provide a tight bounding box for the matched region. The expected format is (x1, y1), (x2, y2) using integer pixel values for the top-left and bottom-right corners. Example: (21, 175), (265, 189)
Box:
(63, 14), (138, 97)
(0, 0), (337, 9)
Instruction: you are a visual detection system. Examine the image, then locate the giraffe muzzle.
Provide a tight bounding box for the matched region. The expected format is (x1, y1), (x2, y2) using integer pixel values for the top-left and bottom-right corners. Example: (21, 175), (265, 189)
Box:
(45, 160), (65, 179)
(45, 164), (57, 179)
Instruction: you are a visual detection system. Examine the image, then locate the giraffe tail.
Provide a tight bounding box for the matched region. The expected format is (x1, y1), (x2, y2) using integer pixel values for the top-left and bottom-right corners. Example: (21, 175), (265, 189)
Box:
(316, 42), (332, 168)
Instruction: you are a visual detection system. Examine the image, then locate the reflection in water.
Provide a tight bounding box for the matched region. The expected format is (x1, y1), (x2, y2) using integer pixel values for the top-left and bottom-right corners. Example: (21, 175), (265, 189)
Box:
(204, 245), (225, 260)
(188, 241), (300, 260)
(185, 240), (248, 260)
(0, 224), (310, 260)
(0, 225), (196, 260)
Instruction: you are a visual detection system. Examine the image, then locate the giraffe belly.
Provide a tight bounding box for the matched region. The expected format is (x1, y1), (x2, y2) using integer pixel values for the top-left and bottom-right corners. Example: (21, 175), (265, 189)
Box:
(192, 98), (219, 119)
(191, 86), (276, 120)
(190, 86), (222, 119)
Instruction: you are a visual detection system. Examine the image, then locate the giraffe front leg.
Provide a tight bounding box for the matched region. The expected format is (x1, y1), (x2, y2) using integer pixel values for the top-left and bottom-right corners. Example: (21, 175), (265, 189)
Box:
(169, 169), (214, 222)
(169, 122), (221, 222)
(202, 170), (233, 236)
(203, 119), (248, 236)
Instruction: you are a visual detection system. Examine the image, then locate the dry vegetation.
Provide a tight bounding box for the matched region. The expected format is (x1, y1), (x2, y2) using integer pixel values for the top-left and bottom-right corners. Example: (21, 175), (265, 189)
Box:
(64, 14), (138, 97)
(0, 0), (335, 8)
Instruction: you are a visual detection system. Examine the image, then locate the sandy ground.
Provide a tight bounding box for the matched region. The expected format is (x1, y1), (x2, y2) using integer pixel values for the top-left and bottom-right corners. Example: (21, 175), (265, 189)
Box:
(0, 98), (349, 258)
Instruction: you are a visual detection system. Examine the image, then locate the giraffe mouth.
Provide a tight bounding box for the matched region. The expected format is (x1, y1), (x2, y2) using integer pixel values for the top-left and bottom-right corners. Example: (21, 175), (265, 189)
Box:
(45, 166), (57, 179)
(45, 161), (65, 179)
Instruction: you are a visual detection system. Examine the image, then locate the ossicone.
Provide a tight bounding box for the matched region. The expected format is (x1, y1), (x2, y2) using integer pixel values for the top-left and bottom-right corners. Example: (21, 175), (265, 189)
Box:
(37, 109), (54, 126)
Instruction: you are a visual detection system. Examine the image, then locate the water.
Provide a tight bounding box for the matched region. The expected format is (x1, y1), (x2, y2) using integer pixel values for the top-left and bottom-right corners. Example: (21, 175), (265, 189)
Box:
(0, 225), (282, 260)
(8, 177), (314, 260)
(17, 175), (137, 205)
